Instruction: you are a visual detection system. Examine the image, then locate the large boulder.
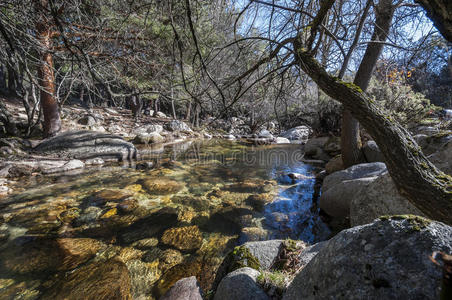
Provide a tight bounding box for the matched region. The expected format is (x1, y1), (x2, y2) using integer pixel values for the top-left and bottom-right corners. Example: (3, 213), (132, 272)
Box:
(214, 267), (270, 300)
(363, 141), (385, 163)
(160, 276), (203, 300)
(132, 132), (164, 145)
(304, 137), (331, 161)
(165, 120), (192, 132)
(322, 162), (387, 193)
(258, 130), (274, 139)
(350, 173), (425, 226)
(320, 177), (378, 218)
(284, 216), (452, 300)
(34, 130), (137, 161)
(281, 126), (312, 142)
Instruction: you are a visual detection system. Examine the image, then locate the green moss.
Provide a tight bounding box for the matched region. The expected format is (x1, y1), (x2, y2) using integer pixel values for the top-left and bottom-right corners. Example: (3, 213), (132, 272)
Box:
(379, 214), (432, 231)
(334, 77), (363, 93)
(282, 239), (299, 252)
(228, 246), (261, 272)
(257, 270), (288, 298)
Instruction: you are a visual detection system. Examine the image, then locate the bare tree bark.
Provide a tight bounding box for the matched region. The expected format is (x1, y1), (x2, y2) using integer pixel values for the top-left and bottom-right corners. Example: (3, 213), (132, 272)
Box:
(416, 0), (452, 42)
(35, 0), (61, 137)
(341, 0), (395, 167)
(294, 40), (452, 224)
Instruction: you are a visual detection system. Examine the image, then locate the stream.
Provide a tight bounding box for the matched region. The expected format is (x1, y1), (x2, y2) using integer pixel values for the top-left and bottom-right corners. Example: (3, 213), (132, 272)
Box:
(0, 139), (330, 299)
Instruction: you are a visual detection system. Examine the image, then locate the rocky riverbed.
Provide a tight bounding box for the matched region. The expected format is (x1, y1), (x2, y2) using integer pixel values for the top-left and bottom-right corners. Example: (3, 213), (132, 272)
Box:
(0, 139), (329, 299)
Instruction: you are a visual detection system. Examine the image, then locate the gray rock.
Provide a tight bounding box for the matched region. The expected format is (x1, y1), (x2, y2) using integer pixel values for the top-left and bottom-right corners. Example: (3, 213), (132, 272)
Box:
(41, 159), (85, 174)
(428, 139), (452, 175)
(281, 126), (312, 142)
(322, 162), (387, 193)
(156, 111), (167, 118)
(165, 120), (192, 132)
(275, 137), (290, 144)
(133, 124), (163, 136)
(34, 130), (137, 161)
(363, 141), (385, 162)
(350, 173), (425, 226)
(284, 217), (452, 300)
(78, 115), (96, 126)
(304, 137), (329, 156)
(160, 276), (203, 300)
(297, 241), (327, 268)
(225, 134), (236, 140)
(85, 158), (105, 165)
(242, 240), (283, 270)
(133, 134), (151, 144)
(259, 130), (274, 139)
(320, 177), (378, 218)
(214, 267), (270, 300)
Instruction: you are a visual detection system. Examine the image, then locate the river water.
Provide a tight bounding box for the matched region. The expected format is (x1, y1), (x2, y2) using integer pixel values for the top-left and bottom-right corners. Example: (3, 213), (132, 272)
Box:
(0, 139), (330, 299)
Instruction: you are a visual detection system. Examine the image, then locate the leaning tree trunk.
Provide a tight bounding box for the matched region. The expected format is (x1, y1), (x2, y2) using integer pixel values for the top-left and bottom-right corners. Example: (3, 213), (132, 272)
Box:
(293, 41), (452, 224)
(36, 0), (61, 137)
(416, 0), (452, 42)
(341, 0), (395, 167)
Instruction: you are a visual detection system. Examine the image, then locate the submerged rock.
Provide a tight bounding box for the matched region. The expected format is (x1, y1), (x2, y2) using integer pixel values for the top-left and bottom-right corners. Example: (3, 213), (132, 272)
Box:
(214, 267), (270, 300)
(41, 259), (132, 300)
(283, 217), (452, 300)
(125, 259), (161, 299)
(160, 276), (203, 300)
(161, 226), (203, 251)
(246, 193), (273, 211)
(141, 178), (184, 195)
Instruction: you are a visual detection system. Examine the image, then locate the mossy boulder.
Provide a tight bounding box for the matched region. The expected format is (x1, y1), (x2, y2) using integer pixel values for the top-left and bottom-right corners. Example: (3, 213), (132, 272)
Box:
(283, 218), (452, 300)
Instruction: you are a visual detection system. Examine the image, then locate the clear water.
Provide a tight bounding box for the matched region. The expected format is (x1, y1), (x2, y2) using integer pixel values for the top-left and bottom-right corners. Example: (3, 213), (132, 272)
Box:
(0, 139), (330, 299)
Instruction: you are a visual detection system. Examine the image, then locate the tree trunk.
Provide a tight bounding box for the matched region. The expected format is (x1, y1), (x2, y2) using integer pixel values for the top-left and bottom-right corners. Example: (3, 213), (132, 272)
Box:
(36, 0), (61, 137)
(416, 0), (452, 42)
(294, 42), (452, 224)
(341, 0), (394, 167)
(7, 64), (16, 96)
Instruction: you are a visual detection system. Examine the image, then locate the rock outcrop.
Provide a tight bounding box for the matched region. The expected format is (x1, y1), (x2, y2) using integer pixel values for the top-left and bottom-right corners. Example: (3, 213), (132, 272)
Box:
(283, 217), (452, 300)
(34, 130), (137, 161)
(350, 173), (425, 226)
(281, 126), (312, 143)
